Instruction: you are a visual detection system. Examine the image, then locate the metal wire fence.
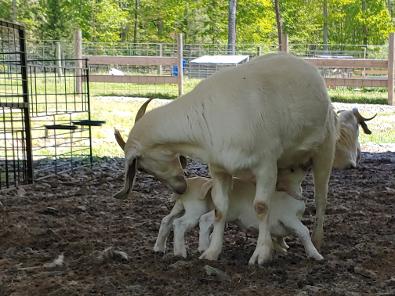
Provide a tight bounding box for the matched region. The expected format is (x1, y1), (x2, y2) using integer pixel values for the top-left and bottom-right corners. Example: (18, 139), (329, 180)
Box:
(0, 20), (33, 189)
(25, 38), (389, 99)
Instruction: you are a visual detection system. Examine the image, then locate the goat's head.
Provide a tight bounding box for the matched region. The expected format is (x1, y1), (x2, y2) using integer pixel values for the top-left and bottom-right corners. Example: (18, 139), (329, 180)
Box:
(276, 164), (308, 198)
(333, 108), (376, 169)
(113, 99), (187, 200)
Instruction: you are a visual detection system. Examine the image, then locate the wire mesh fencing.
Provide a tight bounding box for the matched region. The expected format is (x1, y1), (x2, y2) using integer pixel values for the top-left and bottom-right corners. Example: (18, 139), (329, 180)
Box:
(0, 20), (33, 189)
(27, 58), (94, 179)
(1, 20), (99, 189)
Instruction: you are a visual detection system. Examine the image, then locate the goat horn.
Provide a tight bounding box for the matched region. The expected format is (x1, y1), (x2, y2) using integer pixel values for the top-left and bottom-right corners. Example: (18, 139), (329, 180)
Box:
(352, 108), (377, 122)
(135, 98), (154, 123)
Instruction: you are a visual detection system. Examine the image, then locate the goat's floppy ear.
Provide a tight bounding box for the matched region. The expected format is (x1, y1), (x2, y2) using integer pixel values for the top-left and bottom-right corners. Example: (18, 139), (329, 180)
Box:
(359, 121), (372, 134)
(179, 155), (187, 169)
(114, 154), (138, 199)
(199, 179), (213, 200)
(352, 108), (376, 134)
(114, 128), (126, 150)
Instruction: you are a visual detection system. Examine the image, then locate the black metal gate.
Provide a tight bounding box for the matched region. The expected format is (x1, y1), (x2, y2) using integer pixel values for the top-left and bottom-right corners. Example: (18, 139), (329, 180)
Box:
(1, 20), (98, 189)
(0, 20), (33, 189)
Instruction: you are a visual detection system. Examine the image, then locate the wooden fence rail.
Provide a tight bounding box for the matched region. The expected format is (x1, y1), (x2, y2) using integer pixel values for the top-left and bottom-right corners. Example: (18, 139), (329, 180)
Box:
(296, 33), (394, 105)
(75, 31), (394, 105)
(75, 32), (184, 96)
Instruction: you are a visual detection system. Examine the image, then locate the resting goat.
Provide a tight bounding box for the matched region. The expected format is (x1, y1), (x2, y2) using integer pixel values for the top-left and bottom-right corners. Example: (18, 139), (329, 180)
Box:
(334, 108), (376, 169)
(114, 53), (337, 264)
(152, 167), (323, 261)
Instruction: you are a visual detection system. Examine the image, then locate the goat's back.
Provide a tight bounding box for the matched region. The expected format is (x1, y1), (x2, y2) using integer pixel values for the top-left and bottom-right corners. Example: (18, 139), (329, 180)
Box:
(175, 53), (334, 171)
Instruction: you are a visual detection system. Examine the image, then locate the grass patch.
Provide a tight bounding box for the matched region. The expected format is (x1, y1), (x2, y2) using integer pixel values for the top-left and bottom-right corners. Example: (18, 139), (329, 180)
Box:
(329, 87), (388, 104)
(91, 95), (395, 157)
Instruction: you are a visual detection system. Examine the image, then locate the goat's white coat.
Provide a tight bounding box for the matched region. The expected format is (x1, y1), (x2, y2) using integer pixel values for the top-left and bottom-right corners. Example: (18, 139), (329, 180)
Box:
(154, 173), (323, 261)
(119, 53), (337, 264)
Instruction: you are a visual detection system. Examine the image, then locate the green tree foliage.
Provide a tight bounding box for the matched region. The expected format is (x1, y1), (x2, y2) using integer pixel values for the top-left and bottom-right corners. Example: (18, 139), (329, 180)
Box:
(0, 0), (393, 45)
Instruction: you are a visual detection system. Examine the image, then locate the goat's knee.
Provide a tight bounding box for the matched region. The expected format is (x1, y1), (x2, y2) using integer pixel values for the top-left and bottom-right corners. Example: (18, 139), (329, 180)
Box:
(254, 201), (268, 219)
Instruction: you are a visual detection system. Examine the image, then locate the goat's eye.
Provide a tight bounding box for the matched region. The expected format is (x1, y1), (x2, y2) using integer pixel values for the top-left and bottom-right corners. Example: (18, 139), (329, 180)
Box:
(290, 168), (295, 173)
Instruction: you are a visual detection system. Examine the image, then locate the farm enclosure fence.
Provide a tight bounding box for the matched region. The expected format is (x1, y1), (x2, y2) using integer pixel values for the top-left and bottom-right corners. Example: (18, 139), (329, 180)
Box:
(1, 20), (96, 189)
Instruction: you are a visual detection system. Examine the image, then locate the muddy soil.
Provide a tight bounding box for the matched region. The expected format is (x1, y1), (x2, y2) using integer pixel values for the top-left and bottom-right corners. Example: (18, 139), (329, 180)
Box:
(0, 151), (394, 296)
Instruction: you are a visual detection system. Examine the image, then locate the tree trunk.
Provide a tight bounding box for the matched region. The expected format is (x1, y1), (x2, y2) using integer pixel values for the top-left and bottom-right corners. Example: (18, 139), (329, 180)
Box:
(228, 0), (237, 55)
(133, 0), (139, 44)
(11, 0), (17, 21)
(323, 0), (328, 52)
(362, 0), (368, 45)
(273, 0), (283, 51)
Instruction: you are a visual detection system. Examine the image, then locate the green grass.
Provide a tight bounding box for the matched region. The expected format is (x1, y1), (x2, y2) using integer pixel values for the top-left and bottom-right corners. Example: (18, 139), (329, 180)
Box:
(329, 87), (388, 104)
(356, 110), (395, 145)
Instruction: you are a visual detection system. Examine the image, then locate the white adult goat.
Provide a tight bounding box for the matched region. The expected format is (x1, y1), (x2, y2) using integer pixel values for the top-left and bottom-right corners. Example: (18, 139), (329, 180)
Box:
(114, 53), (337, 265)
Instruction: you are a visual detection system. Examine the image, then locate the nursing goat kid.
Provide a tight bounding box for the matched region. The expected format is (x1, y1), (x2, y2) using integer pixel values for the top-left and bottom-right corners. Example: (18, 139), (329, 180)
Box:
(115, 53), (337, 265)
(153, 167), (323, 261)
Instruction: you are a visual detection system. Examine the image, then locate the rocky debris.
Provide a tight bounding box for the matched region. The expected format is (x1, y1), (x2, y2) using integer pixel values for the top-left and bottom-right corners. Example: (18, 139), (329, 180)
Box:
(204, 265), (231, 282)
(95, 247), (129, 263)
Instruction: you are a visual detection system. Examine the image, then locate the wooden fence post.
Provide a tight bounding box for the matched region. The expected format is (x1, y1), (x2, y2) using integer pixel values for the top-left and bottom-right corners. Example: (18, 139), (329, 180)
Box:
(177, 33), (184, 96)
(55, 41), (63, 77)
(388, 32), (394, 105)
(74, 29), (82, 94)
(159, 43), (163, 75)
(281, 33), (288, 53)
(257, 46), (262, 56)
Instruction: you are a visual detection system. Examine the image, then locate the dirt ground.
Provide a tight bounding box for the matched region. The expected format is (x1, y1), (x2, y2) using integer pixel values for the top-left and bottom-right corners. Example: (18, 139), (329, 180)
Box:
(0, 150), (394, 296)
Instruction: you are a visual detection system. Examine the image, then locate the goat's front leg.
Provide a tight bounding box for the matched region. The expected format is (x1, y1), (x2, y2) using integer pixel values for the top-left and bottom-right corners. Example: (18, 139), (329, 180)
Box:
(198, 210), (215, 252)
(249, 162), (277, 265)
(153, 200), (184, 253)
(199, 170), (232, 261)
(173, 215), (200, 258)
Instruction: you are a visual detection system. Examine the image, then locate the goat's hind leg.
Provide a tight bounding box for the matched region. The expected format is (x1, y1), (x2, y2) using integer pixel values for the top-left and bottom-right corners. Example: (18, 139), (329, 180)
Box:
(311, 132), (336, 249)
(283, 218), (323, 260)
(153, 200), (184, 253)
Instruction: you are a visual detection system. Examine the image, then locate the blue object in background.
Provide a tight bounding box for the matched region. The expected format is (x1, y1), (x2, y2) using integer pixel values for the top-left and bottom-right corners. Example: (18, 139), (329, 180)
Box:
(171, 59), (187, 76)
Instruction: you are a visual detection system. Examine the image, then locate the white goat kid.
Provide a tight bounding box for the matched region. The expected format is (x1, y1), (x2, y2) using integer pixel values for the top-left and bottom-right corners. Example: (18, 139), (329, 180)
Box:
(153, 167), (323, 260)
(198, 178), (323, 261)
(115, 53), (337, 265)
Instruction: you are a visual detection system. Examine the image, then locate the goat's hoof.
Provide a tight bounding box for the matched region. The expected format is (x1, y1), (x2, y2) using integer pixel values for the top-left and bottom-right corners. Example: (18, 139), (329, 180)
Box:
(199, 249), (219, 261)
(248, 245), (272, 265)
(312, 232), (323, 250)
(174, 251), (187, 258)
(113, 190), (129, 199)
(308, 252), (324, 261)
(153, 245), (165, 253)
